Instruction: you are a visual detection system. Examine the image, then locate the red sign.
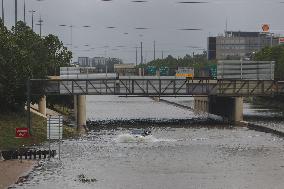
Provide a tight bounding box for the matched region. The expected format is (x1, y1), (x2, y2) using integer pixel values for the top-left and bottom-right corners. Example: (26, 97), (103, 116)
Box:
(279, 38), (284, 44)
(16, 128), (30, 138)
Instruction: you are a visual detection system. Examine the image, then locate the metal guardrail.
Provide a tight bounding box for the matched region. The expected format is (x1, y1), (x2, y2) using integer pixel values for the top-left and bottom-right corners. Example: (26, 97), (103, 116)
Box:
(29, 78), (284, 97)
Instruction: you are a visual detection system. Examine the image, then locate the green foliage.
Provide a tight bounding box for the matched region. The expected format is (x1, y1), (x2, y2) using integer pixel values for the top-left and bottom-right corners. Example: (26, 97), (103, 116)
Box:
(254, 45), (284, 80)
(139, 52), (216, 76)
(0, 19), (72, 113)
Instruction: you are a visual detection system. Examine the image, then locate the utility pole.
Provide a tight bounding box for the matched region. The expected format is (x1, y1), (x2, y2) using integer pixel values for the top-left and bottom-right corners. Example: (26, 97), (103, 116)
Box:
(23, 0), (26, 23)
(70, 25), (73, 52)
(135, 47), (138, 66)
(15, 0), (17, 26)
(140, 42), (143, 65)
(1, 0), (4, 24)
(154, 40), (156, 60)
(29, 10), (35, 31)
(162, 51), (164, 59)
(37, 15), (43, 37)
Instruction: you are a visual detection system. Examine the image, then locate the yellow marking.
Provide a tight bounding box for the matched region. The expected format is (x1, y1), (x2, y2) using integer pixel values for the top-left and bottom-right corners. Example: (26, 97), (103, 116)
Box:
(175, 73), (194, 77)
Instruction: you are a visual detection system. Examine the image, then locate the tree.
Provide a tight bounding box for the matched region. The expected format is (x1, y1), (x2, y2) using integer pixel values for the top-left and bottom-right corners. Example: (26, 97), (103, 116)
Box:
(44, 34), (72, 76)
(139, 51), (216, 76)
(0, 20), (72, 113)
(254, 45), (284, 80)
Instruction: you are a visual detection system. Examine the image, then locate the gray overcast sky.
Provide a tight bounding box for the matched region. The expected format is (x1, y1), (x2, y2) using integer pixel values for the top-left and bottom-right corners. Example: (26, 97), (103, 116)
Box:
(1, 0), (284, 63)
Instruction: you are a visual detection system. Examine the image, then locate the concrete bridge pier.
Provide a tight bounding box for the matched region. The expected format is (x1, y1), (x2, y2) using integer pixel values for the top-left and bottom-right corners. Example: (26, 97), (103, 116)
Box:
(38, 95), (47, 116)
(194, 96), (243, 124)
(74, 95), (86, 131)
(194, 97), (209, 112)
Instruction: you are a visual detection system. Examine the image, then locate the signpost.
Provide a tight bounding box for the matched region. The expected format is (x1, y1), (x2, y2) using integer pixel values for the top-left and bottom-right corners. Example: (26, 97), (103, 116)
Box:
(15, 128), (30, 163)
(47, 115), (63, 160)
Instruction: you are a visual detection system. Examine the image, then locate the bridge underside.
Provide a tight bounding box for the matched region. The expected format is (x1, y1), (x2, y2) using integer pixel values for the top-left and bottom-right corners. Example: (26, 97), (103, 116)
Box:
(194, 96), (244, 123)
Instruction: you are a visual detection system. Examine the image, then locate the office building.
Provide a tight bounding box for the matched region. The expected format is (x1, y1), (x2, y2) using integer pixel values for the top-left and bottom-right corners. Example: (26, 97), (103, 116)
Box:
(208, 31), (280, 60)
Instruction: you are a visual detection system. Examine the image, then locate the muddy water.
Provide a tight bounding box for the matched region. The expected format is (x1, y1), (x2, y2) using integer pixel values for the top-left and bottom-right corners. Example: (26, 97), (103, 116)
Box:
(12, 96), (284, 189)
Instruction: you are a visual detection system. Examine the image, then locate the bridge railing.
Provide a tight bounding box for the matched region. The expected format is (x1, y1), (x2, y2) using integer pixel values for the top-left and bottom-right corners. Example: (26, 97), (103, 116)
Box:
(29, 78), (283, 97)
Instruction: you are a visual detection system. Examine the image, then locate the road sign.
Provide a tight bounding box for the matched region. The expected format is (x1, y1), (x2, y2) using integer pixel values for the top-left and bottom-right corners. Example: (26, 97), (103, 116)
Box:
(47, 116), (63, 140)
(16, 128), (30, 138)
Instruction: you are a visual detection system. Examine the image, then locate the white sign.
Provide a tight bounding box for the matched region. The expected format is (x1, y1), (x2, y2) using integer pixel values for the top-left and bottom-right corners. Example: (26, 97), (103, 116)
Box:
(47, 116), (63, 140)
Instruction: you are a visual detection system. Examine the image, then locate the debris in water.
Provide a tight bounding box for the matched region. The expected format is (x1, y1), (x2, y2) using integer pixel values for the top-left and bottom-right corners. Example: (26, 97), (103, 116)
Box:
(76, 174), (97, 183)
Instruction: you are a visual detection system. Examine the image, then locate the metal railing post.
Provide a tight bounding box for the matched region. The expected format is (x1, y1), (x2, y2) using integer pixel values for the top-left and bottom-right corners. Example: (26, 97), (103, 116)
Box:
(26, 77), (31, 135)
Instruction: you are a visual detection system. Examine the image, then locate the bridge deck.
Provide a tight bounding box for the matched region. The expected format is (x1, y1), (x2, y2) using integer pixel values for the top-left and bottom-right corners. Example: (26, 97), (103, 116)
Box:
(30, 78), (284, 97)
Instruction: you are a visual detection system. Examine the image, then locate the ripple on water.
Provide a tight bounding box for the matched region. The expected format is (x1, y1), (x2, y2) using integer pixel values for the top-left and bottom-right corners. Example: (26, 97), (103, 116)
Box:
(115, 134), (178, 143)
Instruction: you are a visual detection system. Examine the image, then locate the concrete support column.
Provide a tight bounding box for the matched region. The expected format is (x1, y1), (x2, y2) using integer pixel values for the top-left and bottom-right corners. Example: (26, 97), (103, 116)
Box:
(194, 97), (209, 113)
(38, 95), (46, 116)
(74, 95), (77, 122)
(233, 97), (243, 122)
(74, 95), (86, 131)
(153, 97), (160, 102)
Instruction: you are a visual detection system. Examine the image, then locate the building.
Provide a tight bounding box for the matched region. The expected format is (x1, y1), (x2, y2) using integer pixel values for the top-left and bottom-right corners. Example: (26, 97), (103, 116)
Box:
(207, 37), (217, 60)
(91, 57), (106, 67)
(208, 31), (280, 60)
(78, 57), (91, 67)
(78, 57), (106, 67)
(114, 64), (136, 76)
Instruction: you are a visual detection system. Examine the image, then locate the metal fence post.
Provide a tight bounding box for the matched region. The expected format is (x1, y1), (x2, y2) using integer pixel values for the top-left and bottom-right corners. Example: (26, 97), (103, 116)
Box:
(27, 78), (31, 135)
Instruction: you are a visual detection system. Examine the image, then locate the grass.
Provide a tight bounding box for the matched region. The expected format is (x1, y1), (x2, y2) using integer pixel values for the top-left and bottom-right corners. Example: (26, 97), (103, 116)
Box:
(0, 112), (46, 150)
(50, 104), (72, 116)
(0, 112), (78, 150)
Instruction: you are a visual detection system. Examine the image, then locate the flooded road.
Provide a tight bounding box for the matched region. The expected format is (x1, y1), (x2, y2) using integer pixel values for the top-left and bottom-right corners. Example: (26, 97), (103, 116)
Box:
(13, 96), (284, 189)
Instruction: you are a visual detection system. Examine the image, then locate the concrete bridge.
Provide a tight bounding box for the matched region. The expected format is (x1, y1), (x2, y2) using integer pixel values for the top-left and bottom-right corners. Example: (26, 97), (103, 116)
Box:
(28, 77), (284, 131)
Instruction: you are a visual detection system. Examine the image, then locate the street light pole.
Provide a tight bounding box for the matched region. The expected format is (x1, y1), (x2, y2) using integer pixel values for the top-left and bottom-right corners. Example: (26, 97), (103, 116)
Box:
(140, 42), (143, 65)
(15, 0), (17, 26)
(36, 15), (43, 37)
(1, 0), (4, 24)
(29, 10), (35, 31)
(154, 40), (156, 60)
(70, 25), (73, 52)
(23, 0), (26, 23)
(135, 47), (138, 66)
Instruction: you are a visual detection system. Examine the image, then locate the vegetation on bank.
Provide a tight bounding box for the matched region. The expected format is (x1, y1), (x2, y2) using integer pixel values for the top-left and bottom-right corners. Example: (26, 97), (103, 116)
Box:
(0, 18), (72, 113)
(0, 113), (46, 150)
(0, 112), (78, 150)
(0, 19), (78, 149)
(247, 96), (284, 111)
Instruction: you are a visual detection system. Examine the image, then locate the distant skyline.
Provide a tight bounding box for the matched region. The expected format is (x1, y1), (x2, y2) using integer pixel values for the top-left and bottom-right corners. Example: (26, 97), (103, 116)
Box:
(1, 0), (284, 63)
